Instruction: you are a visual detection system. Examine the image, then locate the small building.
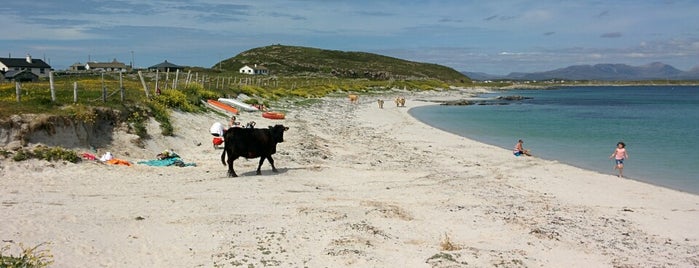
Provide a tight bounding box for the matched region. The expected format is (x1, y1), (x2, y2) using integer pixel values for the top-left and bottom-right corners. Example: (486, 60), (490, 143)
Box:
(0, 54), (52, 78)
(239, 64), (268, 75)
(3, 69), (40, 82)
(85, 59), (130, 72)
(148, 60), (185, 72)
(69, 62), (86, 71)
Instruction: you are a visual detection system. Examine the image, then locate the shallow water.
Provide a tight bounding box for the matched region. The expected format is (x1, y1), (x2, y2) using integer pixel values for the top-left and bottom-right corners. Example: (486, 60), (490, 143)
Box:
(410, 86), (699, 194)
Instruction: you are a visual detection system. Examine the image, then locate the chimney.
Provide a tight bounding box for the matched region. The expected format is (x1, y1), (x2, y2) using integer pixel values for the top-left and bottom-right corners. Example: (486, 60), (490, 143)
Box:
(26, 54), (32, 63)
(254, 64), (257, 68)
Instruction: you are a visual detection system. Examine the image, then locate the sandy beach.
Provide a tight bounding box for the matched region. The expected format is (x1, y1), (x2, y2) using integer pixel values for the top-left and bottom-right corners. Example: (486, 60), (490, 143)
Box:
(1, 89), (698, 267)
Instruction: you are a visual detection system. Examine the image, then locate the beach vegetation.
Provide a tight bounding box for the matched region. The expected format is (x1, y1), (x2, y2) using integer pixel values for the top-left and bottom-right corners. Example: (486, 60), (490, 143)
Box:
(146, 100), (173, 136)
(12, 145), (81, 163)
(64, 103), (98, 124)
(439, 232), (462, 251)
(0, 241), (54, 267)
(126, 108), (149, 140)
(0, 148), (11, 158)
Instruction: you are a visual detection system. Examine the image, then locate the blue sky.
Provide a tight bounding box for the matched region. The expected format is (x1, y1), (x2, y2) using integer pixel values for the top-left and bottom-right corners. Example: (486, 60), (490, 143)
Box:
(2, 0), (698, 74)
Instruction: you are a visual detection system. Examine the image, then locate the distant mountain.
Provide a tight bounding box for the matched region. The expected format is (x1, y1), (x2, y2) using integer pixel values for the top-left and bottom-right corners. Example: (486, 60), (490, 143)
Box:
(218, 45), (470, 82)
(462, 72), (502, 81)
(464, 62), (699, 81)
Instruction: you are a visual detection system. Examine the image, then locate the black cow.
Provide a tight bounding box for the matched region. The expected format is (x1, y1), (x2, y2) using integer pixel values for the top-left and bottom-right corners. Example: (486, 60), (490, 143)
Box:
(220, 124), (289, 177)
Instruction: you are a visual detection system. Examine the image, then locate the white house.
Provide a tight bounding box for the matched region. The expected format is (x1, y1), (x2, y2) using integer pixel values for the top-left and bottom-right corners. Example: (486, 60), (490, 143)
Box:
(0, 54), (52, 78)
(239, 64), (268, 75)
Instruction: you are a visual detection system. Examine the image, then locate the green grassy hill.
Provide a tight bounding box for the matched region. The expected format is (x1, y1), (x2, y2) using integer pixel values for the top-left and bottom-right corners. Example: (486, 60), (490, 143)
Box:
(217, 45), (470, 82)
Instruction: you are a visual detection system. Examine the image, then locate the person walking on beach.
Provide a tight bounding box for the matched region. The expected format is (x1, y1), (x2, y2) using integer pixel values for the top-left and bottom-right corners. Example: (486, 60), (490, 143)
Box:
(513, 139), (531, 156)
(609, 141), (629, 177)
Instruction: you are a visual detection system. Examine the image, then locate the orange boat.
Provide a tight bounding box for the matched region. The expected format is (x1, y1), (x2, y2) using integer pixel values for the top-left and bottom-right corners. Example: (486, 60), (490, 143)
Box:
(262, 111), (285, 120)
(205, 99), (239, 115)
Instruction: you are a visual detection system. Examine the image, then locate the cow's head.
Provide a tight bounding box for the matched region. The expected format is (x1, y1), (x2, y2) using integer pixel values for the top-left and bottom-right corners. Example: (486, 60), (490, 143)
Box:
(269, 124), (289, 143)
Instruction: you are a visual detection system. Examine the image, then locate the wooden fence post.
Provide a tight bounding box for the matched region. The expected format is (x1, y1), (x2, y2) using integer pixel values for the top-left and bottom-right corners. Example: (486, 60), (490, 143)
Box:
(73, 82), (78, 103)
(155, 69), (159, 93)
(101, 73), (107, 102)
(15, 82), (21, 103)
(165, 68), (170, 90)
(173, 69), (179, 89)
(119, 72), (125, 102)
(49, 71), (56, 102)
(138, 70), (150, 99)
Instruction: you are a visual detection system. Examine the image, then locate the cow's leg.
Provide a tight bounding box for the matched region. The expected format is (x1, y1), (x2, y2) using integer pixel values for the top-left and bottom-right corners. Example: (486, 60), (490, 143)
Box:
(256, 157), (266, 175)
(227, 156), (238, 177)
(266, 155), (278, 173)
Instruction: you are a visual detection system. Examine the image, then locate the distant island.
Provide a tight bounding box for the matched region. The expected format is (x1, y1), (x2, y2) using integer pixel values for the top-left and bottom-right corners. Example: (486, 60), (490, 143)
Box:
(464, 62), (699, 81)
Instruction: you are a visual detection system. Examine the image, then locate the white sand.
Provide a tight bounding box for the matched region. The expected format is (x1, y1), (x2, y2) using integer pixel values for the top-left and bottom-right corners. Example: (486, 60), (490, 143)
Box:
(1, 89), (698, 267)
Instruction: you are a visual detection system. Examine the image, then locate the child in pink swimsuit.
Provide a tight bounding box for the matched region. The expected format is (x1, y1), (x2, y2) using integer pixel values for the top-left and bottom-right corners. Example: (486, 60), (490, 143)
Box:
(609, 142), (629, 177)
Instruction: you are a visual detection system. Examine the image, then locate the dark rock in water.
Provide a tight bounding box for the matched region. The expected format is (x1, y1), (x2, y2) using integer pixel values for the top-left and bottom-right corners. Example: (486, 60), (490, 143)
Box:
(496, 95), (532, 101)
(440, 96), (532, 106)
(441, 99), (474, 106)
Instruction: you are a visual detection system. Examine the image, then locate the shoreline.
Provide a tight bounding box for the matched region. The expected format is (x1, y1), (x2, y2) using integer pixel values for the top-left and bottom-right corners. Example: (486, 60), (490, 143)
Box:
(1, 89), (698, 267)
(406, 98), (699, 197)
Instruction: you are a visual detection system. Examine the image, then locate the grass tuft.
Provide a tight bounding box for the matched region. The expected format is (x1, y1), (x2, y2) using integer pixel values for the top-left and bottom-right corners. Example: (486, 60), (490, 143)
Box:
(440, 232), (461, 251)
(0, 241), (54, 268)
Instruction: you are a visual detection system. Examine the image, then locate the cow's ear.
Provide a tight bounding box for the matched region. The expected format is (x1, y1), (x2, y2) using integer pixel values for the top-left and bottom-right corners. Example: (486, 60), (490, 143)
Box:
(268, 126), (273, 129)
(284, 127), (289, 131)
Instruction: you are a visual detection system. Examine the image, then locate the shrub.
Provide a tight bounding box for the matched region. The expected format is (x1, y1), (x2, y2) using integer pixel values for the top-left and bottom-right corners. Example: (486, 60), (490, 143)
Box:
(12, 146), (80, 163)
(153, 89), (197, 112)
(147, 101), (173, 136)
(65, 104), (97, 124)
(127, 109), (149, 139)
(0, 242), (54, 268)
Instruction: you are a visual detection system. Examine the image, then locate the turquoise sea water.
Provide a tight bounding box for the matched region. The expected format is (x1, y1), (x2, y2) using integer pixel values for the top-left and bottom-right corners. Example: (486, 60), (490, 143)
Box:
(410, 86), (699, 194)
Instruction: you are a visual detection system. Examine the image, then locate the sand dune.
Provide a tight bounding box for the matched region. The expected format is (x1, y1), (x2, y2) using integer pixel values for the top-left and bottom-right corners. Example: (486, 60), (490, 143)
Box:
(1, 89), (698, 267)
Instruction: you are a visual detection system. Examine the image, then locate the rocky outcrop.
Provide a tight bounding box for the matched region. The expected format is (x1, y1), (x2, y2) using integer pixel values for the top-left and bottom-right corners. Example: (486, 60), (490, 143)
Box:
(495, 95), (532, 101)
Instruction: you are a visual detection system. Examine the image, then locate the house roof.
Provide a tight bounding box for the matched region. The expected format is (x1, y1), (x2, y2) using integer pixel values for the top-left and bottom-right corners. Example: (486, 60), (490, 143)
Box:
(149, 60), (183, 69)
(0, 57), (51, 68)
(4, 69), (38, 78)
(87, 59), (128, 69)
(241, 65), (268, 70)
(70, 62), (83, 67)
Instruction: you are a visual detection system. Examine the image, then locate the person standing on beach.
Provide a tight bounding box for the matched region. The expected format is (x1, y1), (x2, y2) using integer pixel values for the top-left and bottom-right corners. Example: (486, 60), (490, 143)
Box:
(609, 142), (629, 177)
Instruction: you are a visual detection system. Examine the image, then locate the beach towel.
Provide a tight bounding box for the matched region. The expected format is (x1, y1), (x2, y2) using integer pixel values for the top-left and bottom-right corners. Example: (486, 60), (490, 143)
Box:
(137, 157), (196, 167)
(106, 158), (132, 166)
(81, 153), (97, 160)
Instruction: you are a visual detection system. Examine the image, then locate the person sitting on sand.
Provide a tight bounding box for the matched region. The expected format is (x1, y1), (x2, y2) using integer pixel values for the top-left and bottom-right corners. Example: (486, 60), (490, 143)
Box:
(228, 116), (241, 128)
(513, 139), (532, 156)
(210, 122), (226, 148)
(210, 122), (225, 137)
(609, 141), (629, 177)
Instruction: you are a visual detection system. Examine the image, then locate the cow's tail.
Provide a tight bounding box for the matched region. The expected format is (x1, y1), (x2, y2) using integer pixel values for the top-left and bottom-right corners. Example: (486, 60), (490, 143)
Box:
(220, 147), (227, 166)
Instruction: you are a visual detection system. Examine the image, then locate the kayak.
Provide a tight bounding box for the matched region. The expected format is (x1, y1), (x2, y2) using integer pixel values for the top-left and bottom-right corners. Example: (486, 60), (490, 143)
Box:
(262, 112), (285, 120)
(204, 99), (239, 115)
(218, 98), (258, 112)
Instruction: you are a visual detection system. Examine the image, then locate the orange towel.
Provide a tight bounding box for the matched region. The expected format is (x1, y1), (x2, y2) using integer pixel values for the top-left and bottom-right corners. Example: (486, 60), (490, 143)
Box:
(106, 158), (132, 166)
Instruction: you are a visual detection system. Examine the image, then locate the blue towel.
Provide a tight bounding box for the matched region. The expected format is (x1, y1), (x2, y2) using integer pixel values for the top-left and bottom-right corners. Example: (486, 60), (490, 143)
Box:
(137, 157), (196, 167)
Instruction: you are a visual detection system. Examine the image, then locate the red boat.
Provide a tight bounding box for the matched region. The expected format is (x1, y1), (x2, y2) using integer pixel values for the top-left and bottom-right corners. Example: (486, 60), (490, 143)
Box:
(205, 99), (239, 115)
